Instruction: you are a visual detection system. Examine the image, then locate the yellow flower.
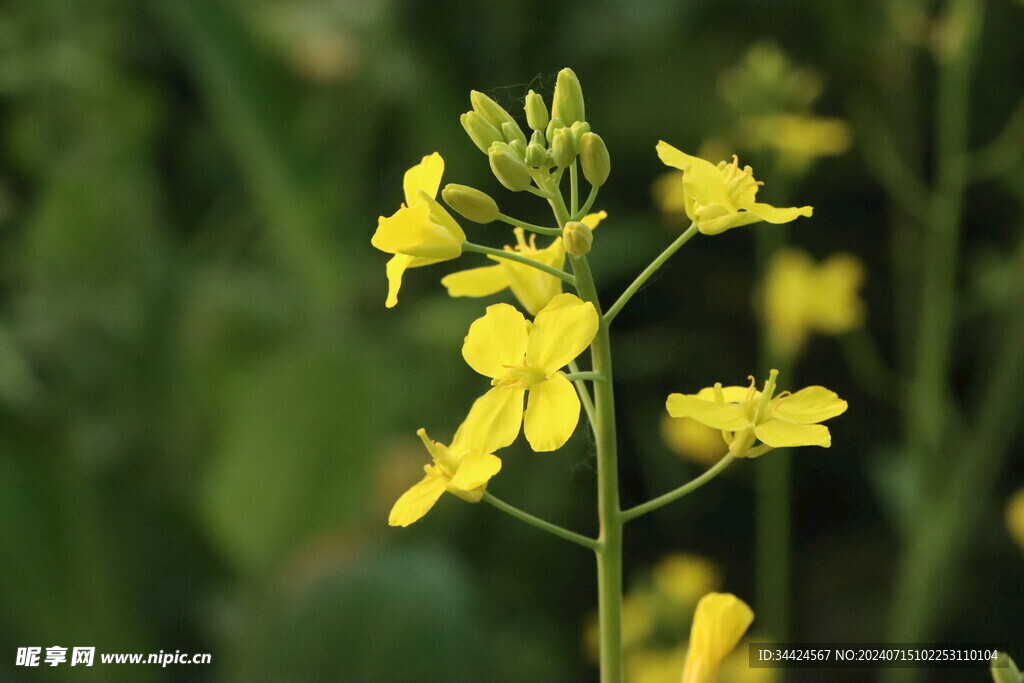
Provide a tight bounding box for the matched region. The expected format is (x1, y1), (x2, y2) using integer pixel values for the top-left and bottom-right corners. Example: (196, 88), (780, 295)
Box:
(371, 153), (466, 308)
(441, 211), (607, 315)
(661, 415), (726, 466)
(740, 114), (851, 172)
(761, 248), (866, 356)
(666, 370), (847, 457)
(626, 647), (686, 683)
(461, 293), (598, 452)
(682, 593), (754, 683)
(652, 554), (723, 609)
(655, 142), (812, 236)
(1007, 489), (1024, 552)
(388, 422), (503, 527)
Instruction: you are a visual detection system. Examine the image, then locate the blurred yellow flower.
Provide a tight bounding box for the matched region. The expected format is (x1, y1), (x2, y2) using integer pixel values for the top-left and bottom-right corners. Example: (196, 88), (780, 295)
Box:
(661, 415), (726, 466)
(761, 248), (866, 357)
(652, 554), (723, 608)
(461, 294), (598, 452)
(740, 114), (851, 172)
(388, 424), (502, 527)
(586, 592), (657, 663)
(682, 593), (754, 683)
(656, 143), (812, 235)
(441, 211), (607, 315)
(371, 153), (465, 308)
(626, 647), (685, 683)
(1007, 489), (1024, 552)
(666, 370), (847, 457)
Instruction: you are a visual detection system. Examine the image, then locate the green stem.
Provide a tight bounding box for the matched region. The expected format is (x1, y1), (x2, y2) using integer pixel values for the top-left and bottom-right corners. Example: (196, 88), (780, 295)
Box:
(462, 241), (576, 286)
(568, 359), (598, 434)
(573, 186), (599, 221)
(604, 223), (699, 325)
(565, 371), (605, 382)
(571, 253), (623, 683)
(570, 161), (580, 215)
(497, 213), (562, 236)
(621, 454), (735, 523)
(482, 492), (600, 551)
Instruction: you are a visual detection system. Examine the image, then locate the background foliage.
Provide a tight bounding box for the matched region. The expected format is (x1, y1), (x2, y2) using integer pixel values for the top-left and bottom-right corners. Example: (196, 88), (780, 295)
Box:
(0, 0), (1021, 681)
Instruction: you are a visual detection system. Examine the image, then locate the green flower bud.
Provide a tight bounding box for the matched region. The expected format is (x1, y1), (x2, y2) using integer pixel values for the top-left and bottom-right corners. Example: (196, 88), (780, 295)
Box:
(550, 127), (577, 168)
(488, 143), (532, 192)
(509, 138), (527, 159)
(461, 111), (503, 153)
(530, 129), (546, 147)
(562, 221), (593, 256)
(579, 132), (610, 187)
(441, 184), (500, 224)
(546, 116), (565, 143)
(991, 653), (1022, 683)
(471, 90), (517, 131)
(570, 120), (591, 146)
(525, 142), (548, 168)
(524, 90), (549, 131)
(551, 67), (585, 126)
(502, 120), (527, 147)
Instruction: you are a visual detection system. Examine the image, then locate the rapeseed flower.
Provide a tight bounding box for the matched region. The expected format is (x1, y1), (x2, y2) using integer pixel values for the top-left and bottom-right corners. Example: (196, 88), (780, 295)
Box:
(760, 248), (866, 356)
(666, 370), (847, 457)
(656, 142), (812, 235)
(441, 212), (606, 315)
(682, 593), (754, 683)
(388, 423), (502, 527)
(661, 415), (726, 466)
(371, 153), (465, 307)
(462, 293), (598, 452)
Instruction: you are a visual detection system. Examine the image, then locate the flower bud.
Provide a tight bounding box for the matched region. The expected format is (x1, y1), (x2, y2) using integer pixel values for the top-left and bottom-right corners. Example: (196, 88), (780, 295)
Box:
(460, 112), (503, 153)
(562, 221), (593, 256)
(550, 127), (577, 168)
(525, 142), (548, 168)
(509, 138), (527, 159)
(524, 89), (549, 131)
(501, 120), (527, 147)
(488, 143), (532, 192)
(545, 116), (565, 143)
(551, 67), (585, 126)
(580, 132), (610, 187)
(470, 90), (517, 131)
(442, 184), (500, 224)
(530, 129), (546, 147)
(570, 120), (591, 146)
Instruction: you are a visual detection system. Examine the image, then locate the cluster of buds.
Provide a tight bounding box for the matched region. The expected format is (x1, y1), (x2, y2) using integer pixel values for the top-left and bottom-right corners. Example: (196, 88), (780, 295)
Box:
(451, 68), (610, 214)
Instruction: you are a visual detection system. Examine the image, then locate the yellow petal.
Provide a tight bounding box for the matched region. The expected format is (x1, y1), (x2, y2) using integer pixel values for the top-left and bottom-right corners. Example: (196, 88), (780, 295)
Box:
(682, 593), (754, 683)
(385, 254), (412, 309)
(371, 202), (463, 259)
(440, 265), (508, 298)
(525, 293), (599, 375)
(403, 152), (444, 206)
(744, 202), (813, 224)
(388, 472), (448, 527)
(581, 210), (608, 229)
(693, 386), (755, 403)
(449, 452), (502, 491)
(462, 303), (529, 378)
(499, 239), (565, 315)
(523, 372), (580, 452)
(656, 141), (723, 177)
(754, 419), (831, 448)
(666, 394), (750, 430)
(462, 386), (526, 451)
(384, 253), (441, 308)
(772, 386), (848, 424)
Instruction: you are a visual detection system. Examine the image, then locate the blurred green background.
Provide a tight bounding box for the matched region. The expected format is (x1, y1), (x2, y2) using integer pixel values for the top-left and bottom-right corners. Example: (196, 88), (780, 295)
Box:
(0, 0), (1021, 681)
